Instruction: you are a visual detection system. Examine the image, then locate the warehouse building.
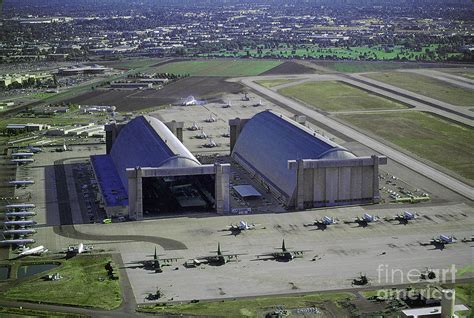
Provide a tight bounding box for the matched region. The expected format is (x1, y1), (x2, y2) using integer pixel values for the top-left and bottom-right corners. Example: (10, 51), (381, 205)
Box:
(91, 115), (230, 220)
(230, 111), (386, 209)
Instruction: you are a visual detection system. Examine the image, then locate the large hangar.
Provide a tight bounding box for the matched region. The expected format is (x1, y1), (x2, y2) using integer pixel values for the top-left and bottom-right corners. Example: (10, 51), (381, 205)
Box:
(91, 115), (230, 220)
(230, 111), (387, 209)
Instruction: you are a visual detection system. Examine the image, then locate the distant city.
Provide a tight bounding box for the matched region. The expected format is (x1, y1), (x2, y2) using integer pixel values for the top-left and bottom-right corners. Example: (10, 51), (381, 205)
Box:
(0, 0), (472, 63)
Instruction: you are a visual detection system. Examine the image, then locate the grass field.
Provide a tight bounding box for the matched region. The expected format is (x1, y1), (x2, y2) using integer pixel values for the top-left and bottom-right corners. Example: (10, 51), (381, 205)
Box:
(2, 255), (121, 310)
(256, 79), (298, 88)
(196, 44), (462, 62)
(279, 81), (407, 112)
(0, 306), (88, 318)
(138, 292), (355, 317)
(364, 72), (474, 106)
(337, 111), (474, 180)
(153, 60), (282, 77)
(316, 61), (429, 73)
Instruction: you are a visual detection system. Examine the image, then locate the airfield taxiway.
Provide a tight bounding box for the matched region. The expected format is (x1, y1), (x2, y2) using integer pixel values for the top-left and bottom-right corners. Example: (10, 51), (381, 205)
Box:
(32, 202), (473, 303)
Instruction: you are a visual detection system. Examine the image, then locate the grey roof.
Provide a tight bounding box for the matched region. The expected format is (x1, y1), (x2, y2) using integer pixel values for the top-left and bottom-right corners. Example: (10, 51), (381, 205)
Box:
(231, 111), (355, 205)
(233, 185), (262, 198)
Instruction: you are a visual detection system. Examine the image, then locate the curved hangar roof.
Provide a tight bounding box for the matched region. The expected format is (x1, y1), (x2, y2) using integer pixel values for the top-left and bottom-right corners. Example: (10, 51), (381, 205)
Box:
(231, 111), (355, 204)
(91, 115), (200, 207)
(110, 115), (200, 189)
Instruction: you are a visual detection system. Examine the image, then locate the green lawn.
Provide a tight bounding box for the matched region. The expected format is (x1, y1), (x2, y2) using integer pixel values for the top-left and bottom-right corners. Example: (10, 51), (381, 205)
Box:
(197, 44), (461, 62)
(317, 61), (425, 73)
(279, 81), (407, 112)
(256, 79), (297, 88)
(337, 111), (474, 180)
(138, 292), (354, 317)
(2, 255), (121, 310)
(364, 72), (474, 106)
(153, 60), (282, 77)
(0, 306), (88, 318)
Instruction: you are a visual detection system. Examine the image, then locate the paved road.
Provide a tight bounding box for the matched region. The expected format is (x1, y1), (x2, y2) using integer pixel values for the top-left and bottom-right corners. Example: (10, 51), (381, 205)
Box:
(236, 77), (474, 200)
(53, 225), (188, 250)
(240, 74), (473, 126)
(348, 73), (473, 121)
(400, 69), (474, 89)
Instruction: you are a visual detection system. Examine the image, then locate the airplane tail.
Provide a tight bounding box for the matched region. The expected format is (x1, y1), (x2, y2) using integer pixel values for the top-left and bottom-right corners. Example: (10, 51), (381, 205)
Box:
(154, 247), (157, 260)
(217, 242), (221, 256)
(281, 239), (286, 251)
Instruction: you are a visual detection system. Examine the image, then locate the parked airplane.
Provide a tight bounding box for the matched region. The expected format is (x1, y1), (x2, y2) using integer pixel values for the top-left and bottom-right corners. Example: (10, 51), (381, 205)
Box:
(253, 99), (263, 107)
(63, 242), (93, 257)
(2, 219), (37, 227)
(256, 239), (309, 262)
(305, 216), (339, 230)
(11, 152), (34, 158)
(420, 235), (457, 247)
(223, 100), (231, 108)
(385, 211), (418, 224)
(185, 243), (243, 267)
(16, 245), (48, 257)
(181, 95), (205, 106)
(8, 180), (35, 187)
(5, 203), (35, 210)
(223, 220), (259, 235)
(346, 213), (379, 226)
(4, 211), (37, 218)
(11, 158), (34, 164)
(203, 138), (217, 148)
(2, 228), (37, 236)
(222, 129), (230, 138)
(131, 247), (181, 273)
(195, 129), (208, 139)
(205, 114), (217, 123)
(187, 121), (199, 131)
(27, 145), (43, 153)
(0, 233), (35, 246)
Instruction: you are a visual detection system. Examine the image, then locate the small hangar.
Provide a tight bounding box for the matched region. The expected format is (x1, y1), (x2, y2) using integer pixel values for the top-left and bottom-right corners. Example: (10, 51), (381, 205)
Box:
(230, 111), (386, 209)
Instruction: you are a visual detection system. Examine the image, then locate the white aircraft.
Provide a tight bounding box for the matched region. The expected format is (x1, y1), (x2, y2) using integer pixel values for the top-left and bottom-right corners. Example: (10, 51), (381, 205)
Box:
(17, 245), (48, 257)
(8, 180), (35, 187)
(188, 122), (199, 131)
(223, 100), (231, 108)
(64, 242), (93, 256)
(182, 95), (198, 106)
(306, 216), (339, 228)
(0, 233), (35, 246)
(224, 220), (259, 234)
(5, 211), (37, 218)
(195, 129), (208, 139)
(11, 152), (34, 158)
(222, 129), (230, 138)
(11, 158), (34, 164)
(253, 99), (263, 107)
(3, 219), (37, 227)
(6, 203), (35, 210)
(205, 114), (217, 123)
(2, 228), (37, 236)
(203, 138), (217, 148)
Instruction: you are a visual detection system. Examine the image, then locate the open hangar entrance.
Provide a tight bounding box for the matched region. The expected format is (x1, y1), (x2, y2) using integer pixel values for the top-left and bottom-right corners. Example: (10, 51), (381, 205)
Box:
(127, 164), (230, 220)
(142, 174), (216, 215)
